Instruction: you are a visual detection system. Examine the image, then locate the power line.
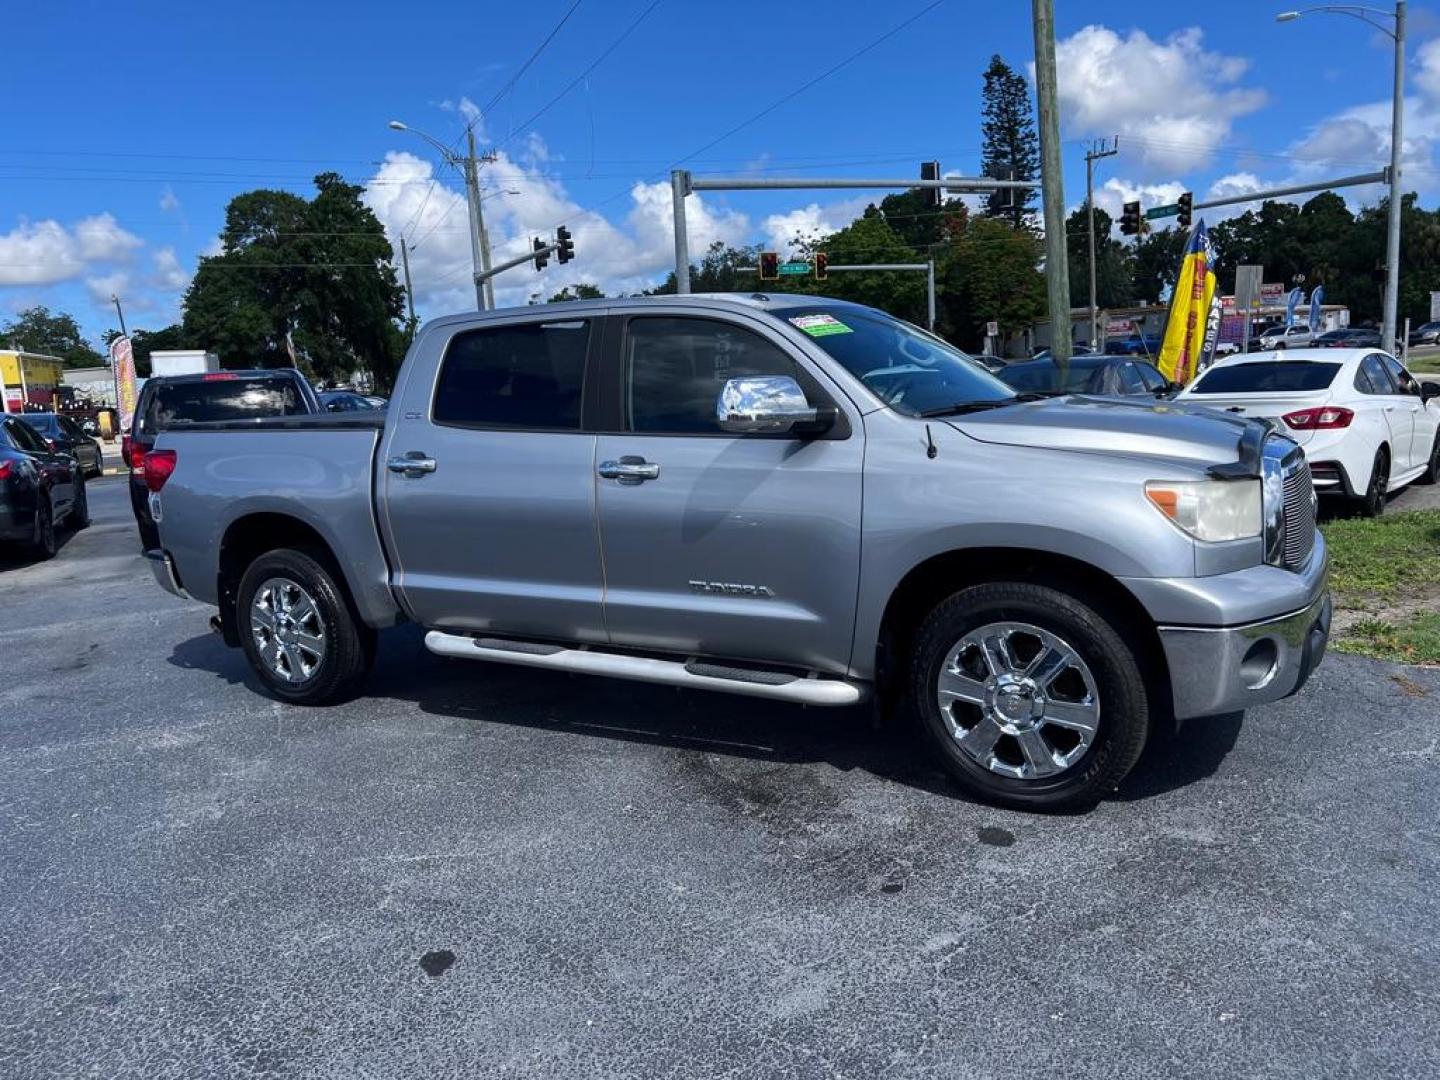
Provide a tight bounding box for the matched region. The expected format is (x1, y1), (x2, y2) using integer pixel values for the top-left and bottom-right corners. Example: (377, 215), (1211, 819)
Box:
(483, 0), (586, 117)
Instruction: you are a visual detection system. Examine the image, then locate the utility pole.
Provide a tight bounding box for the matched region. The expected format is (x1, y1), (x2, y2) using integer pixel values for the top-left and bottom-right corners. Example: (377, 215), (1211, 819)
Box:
(1384, 1), (1406, 354)
(399, 237), (417, 331)
(1032, 0), (1072, 365)
(464, 129), (497, 311)
(1085, 138), (1118, 349)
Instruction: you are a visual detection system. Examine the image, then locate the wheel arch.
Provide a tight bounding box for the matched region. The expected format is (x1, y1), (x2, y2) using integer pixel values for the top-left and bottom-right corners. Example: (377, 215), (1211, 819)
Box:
(217, 512), (357, 648)
(873, 546), (1173, 721)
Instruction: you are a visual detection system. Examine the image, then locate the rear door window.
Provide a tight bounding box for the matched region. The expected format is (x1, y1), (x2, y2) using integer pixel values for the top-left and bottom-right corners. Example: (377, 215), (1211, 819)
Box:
(1360, 354), (1397, 395)
(1116, 363), (1146, 394)
(433, 319), (590, 430)
(139, 377), (310, 434)
(1189, 362), (1342, 394)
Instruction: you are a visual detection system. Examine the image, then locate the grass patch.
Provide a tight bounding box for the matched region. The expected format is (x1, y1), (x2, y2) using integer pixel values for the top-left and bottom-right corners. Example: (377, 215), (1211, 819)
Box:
(1338, 613), (1440, 665)
(1408, 354), (1440, 375)
(1320, 509), (1440, 602)
(1320, 509), (1440, 664)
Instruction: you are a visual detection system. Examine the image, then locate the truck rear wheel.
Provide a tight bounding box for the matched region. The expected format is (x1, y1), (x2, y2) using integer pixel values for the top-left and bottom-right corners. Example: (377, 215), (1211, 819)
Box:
(236, 547), (372, 705)
(909, 581), (1150, 812)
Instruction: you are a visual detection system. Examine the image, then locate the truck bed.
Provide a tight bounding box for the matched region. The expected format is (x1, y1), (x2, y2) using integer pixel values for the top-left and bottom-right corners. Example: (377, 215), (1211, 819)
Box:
(152, 419), (402, 628)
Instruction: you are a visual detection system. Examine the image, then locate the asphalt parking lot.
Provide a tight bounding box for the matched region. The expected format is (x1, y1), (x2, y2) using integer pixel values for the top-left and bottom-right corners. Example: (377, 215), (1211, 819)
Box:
(3, 477), (1439, 1078)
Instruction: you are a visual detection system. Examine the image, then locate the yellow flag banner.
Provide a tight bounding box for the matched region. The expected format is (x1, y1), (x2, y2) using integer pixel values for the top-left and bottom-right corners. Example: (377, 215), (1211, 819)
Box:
(1158, 221), (1218, 386)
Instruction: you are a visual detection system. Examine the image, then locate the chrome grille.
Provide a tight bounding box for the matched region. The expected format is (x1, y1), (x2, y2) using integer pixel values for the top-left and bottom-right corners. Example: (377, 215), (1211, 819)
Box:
(1280, 456), (1316, 570)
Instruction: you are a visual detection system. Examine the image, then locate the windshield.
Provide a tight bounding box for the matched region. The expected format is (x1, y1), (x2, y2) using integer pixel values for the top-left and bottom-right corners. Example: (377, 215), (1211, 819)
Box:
(772, 306), (1013, 416)
(139, 376), (310, 434)
(1190, 361), (1341, 394)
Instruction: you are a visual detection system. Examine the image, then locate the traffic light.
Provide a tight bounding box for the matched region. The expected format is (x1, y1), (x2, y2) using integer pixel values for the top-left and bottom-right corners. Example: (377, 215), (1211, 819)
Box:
(759, 251), (780, 281)
(814, 252), (828, 281)
(1177, 191), (1193, 231)
(920, 160), (942, 208)
(1120, 200), (1141, 236)
(532, 237), (549, 271)
(555, 225), (574, 264)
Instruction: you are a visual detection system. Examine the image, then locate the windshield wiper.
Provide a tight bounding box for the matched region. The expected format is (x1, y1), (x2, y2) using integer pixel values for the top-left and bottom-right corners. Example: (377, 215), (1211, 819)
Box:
(918, 392), (1048, 418)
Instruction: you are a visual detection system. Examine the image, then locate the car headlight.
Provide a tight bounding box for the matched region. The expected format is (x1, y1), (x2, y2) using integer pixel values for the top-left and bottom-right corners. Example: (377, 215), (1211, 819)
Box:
(1144, 479), (1262, 542)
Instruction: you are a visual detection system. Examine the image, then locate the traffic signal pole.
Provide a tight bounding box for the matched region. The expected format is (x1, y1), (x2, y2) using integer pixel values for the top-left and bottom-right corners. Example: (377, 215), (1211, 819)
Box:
(1032, 0), (1072, 365)
(1085, 139), (1118, 349)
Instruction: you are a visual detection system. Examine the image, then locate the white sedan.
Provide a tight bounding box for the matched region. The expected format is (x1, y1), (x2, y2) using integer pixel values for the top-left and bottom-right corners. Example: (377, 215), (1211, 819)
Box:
(1178, 348), (1440, 516)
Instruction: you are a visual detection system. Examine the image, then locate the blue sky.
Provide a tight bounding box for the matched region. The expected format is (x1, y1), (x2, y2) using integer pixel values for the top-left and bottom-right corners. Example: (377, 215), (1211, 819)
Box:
(6, 0), (1440, 343)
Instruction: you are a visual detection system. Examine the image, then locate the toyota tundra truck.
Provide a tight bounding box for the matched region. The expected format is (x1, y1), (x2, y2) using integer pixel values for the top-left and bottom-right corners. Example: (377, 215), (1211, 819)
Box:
(142, 295), (1330, 810)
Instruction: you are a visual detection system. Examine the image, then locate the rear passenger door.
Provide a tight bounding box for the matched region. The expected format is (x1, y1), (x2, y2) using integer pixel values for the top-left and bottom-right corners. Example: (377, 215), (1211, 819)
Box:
(379, 314), (608, 643)
(1381, 354), (1430, 470)
(591, 311), (864, 674)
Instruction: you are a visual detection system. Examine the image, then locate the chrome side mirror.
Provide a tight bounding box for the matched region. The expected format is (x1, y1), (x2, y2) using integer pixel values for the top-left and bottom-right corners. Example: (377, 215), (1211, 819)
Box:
(716, 376), (820, 435)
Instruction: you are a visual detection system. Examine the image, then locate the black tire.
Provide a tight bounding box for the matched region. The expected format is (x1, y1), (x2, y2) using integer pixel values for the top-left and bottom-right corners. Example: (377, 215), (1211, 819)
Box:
(1355, 448), (1389, 517)
(32, 495), (57, 560)
(908, 581), (1150, 812)
(236, 547), (372, 705)
(67, 476), (90, 530)
(1419, 432), (1440, 485)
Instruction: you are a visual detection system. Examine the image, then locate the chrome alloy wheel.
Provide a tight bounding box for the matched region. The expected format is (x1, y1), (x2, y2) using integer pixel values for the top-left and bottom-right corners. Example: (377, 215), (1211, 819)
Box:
(251, 577), (326, 683)
(936, 621), (1100, 780)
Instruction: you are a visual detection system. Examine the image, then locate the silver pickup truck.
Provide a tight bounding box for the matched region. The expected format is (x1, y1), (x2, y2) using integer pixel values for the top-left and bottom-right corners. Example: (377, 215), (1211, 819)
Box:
(144, 294), (1330, 810)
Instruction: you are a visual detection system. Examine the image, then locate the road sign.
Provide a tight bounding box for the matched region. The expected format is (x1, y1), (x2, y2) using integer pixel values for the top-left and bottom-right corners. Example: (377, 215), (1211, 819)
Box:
(1430, 291), (1440, 321)
(985, 321), (999, 337)
(778, 261), (810, 276)
(1145, 203), (1180, 220)
(1260, 282), (1285, 305)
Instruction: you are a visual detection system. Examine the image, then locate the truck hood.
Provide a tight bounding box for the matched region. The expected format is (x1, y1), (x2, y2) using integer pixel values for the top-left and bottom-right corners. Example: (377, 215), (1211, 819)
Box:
(948, 395), (1260, 470)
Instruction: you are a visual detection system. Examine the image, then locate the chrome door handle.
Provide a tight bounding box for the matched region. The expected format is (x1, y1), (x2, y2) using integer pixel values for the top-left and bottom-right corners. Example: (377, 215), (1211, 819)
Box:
(598, 457), (660, 483)
(387, 454), (437, 475)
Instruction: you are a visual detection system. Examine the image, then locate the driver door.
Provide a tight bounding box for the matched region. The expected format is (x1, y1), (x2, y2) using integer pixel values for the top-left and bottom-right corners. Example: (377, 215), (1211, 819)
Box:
(592, 311), (864, 674)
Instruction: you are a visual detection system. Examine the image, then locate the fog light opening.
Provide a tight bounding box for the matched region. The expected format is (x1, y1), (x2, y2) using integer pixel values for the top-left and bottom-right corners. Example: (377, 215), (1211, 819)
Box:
(1241, 638), (1280, 691)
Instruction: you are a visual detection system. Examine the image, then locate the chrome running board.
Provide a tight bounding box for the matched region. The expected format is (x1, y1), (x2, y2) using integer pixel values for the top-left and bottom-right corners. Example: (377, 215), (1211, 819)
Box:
(423, 631), (868, 707)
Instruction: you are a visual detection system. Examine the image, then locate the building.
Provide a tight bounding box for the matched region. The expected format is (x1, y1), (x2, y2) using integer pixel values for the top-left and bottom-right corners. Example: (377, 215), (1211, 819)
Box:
(0, 350), (65, 412)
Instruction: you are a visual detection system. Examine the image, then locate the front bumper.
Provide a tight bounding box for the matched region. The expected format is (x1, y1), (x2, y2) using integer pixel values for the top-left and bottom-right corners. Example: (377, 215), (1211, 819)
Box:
(1158, 585), (1331, 720)
(144, 548), (190, 600)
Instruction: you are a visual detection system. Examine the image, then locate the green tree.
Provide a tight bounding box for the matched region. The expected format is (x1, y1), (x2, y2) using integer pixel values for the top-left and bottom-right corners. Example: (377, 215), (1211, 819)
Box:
(1, 306), (105, 368)
(1131, 227), (1189, 305)
(647, 241), (765, 295)
(548, 283), (605, 303)
(794, 212), (929, 324)
(1065, 203), (1133, 310)
(940, 215), (1045, 347)
(182, 173), (406, 387)
(980, 55), (1040, 228)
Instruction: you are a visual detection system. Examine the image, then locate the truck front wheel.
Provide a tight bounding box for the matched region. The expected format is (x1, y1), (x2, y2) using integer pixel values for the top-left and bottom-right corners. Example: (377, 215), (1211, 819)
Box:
(236, 548), (372, 705)
(909, 581), (1150, 812)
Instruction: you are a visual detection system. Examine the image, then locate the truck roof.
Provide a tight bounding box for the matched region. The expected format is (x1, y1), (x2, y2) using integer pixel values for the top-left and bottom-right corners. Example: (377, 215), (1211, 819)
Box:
(418, 292), (872, 333)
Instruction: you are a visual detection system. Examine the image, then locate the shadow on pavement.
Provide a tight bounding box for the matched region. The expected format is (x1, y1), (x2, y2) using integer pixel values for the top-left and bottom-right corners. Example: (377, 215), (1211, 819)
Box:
(168, 622), (1245, 808)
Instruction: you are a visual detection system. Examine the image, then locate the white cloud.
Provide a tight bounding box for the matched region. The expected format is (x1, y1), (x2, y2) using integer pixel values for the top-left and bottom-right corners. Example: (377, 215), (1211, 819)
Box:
(1417, 37), (1440, 99)
(1051, 25), (1266, 172)
(1093, 177), (1187, 226)
(0, 213), (143, 286)
(438, 97), (486, 141)
(85, 270), (130, 306)
(152, 247), (190, 291)
(761, 196), (872, 254)
(159, 187), (181, 212)
(363, 148), (752, 313)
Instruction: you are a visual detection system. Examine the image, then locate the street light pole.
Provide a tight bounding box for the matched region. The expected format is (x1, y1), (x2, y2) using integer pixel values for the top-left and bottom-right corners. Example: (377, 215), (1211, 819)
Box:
(1276, 4), (1405, 352)
(388, 119), (497, 312)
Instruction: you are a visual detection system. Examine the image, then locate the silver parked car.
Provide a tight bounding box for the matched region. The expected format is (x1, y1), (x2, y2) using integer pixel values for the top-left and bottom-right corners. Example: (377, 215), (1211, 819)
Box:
(142, 295), (1329, 811)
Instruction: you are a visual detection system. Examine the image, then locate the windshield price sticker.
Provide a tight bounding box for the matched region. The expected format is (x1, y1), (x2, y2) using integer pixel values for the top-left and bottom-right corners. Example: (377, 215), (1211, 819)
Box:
(790, 314), (853, 337)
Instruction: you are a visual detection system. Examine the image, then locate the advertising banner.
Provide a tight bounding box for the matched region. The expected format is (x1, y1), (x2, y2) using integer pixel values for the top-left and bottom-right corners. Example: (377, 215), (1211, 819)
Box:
(112, 336), (138, 433)
(1158, 222), (1218, 385)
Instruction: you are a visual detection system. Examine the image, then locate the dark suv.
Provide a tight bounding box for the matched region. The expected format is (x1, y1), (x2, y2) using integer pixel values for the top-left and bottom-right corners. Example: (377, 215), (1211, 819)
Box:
(125, 369), (318, 549)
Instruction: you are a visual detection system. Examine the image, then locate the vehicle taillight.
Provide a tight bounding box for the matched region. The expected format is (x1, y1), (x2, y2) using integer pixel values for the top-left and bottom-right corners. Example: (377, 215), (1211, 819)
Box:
(1283, 406), (1354, 430)
(143, 448), (178, 492)
(201, 372), (239, 381)
(0, 460), (13, 480)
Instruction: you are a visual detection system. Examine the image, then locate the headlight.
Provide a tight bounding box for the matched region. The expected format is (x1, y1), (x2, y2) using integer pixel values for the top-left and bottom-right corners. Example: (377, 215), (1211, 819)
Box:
(1144, 479), (1262, 542)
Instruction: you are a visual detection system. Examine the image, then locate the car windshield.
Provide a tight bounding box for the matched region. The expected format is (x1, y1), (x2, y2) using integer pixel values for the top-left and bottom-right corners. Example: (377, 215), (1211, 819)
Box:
(139, 376), (309, 434)
(1190, 361), (1342, 394)
(771, 306), (1013, 415)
